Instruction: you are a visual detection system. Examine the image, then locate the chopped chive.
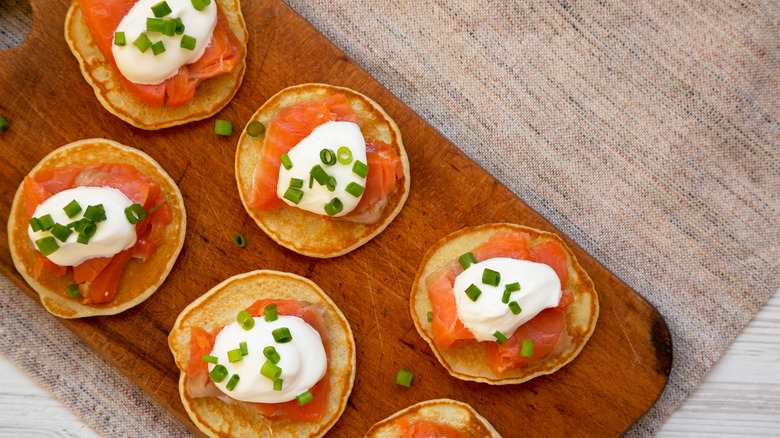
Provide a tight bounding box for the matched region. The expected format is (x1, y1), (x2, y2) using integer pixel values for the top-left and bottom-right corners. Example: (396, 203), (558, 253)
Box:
(337, 146), (352, 164)
(172, 17), (185, 35)
(79, 220), (97, 238)
(309, 164), (329, 185)
(209, 364), (228, 383)
(273, 379), (283, 391)
(241, 316), (255, 330)
(72, 218), (94, 234)
(482, 268), (501, 286)
(325, 176), (337, 192)
(133, 33), (153, 52)
(508, 301), (522, 315)
(146, 17), (165, 33)
(191, 0), (211, 11)
(395, 369), (414, 388)
(0, 116), (8, 131)
(50, 223), (73, 242)
(352, 160), (369, 178)
(283, 187), (304, 204)
(494, 330), (508, 344)
(246, 121), (265, 137)
(38, 214), (55, 231)
(505, 282), (521, 292)
(239, 341), (248, 356)
(151, 0), (172, 17)
(237, 310), (251, 324)
(180, 34), (196, 50)
(319, 149), (336, 165)
(297, 390), (313, 406)
(35, 236), (59, 256)
(289, 177), (304, 189)
(28, 218), (42, 232)
(151, 40), (166, 56)
(464, 284), (482, 302)
(214, 119), (233, 136)
(125, 204), (146, 224)
(114, 31), (126, 46)
(458, 252), (477, 269)
(63, 200), (82, 218)
(202, 355), (218, 364)
(227, 349), (243, 363)
(264, 303), (277, 322)
(263, 346), (280, 364)
(323, 198), (343, 216)
(501, 289), (511, 304)
(162, 19), (176, 36)
(147, 201), (166, 215)
(83, 204), (106, 222)
(345, 182), (365, 197)
(233, 233), (247, 247)
(520, 339), (534, 357)
(76, 233), (92, 245)
(426, 311), (433, 323)
(260, 360), (282, 380)
(308, 173), (314, 189)
(225, 374), (240, 391)
(280, 154), (293, 170)
(66, 284), (81, 298)
(272, 327), (292, 343)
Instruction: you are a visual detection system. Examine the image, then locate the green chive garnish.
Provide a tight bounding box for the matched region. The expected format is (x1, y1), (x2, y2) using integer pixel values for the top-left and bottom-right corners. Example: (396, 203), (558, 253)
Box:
(209, 364), (228, 383)
(38, 214), (55, 231)
(395, 369), (414, 388)
(352, 160), (369, 178)
(310, 164), (329, 185)
(80, 221), (97, 239)
(264, 303), (277, 322)
(325, 176), (337, 192)
(246, 121), (265, 137)
(146, 17), (165, 32)
(501, 289), (511, 304)
(133, 33), (153, 52)
(72, 218), (94, 234)
(308, 174), (314, 189)
(272, 327), (292, 343)
(320, 149), (336, 165)
(345, 182), (365, 197)
(0, 116), (8, 131)
(191, 0), (211, 11)
(297, 390), (313, 406)
(505, 282), (521, 292)
(239, 342), (248, 356)
(35, 236), (59, 256)
(227, 349), (243, 363)
(290, 178), (304, 189)
(63, 200), (82, 218)
(28, 217), (42, 232)
(214, 119), (233, 136)
(151, 1), (172, 17)
(114, 31), (126, 46)
(225, 374), (240, 391)
(50, 223), (73, 242)
(280, 154), (293, 170)
(76, 233), (92, 245)
(84, 204), (106, 222)
(151, 40), (166, 56)
(273, 379), (283, 391)
(233, 233), (247, 247)
(520, 339), (534, 357)
(324, 198), (343, 216)
(202, 354), (218, 364)
(147, 200), (166, 214)
(125, 204), (146, 224)
(464, 284), (482, 301)
(337, 146), (352, 164)
(263, 346), (280, 364)
(180, 34), (196, 50)
(260, 360), (282, 380)
(426, 311), (433, 323)
(458, 252), (477, 269)
(494, 330), (508, 344)
(283, 187), (304, 204)
(508, 301), (522, 315)
(237, 310), (251, 324)
(66, 284), (81, 298)
(172, 17), (185, 35)
(162, 19), (176, 36)
(482, 268), (500, 286)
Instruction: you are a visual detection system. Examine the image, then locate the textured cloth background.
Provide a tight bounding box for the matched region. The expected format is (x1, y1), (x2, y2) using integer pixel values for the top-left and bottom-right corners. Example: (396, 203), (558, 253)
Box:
(2, 0), (779, 436)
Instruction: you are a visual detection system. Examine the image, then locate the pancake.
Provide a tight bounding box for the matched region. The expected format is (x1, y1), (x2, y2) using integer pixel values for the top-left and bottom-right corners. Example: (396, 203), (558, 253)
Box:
(7, 138), (186, 318)
(235, 83), (410, 258)
(410, 223), (599, 384)
(364, 398), (501, 438)
(168, 270), (356, 438)
(64, 0), (248, 130)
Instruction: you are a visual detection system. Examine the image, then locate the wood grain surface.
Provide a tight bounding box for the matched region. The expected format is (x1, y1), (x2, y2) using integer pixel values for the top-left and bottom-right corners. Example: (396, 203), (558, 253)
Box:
(0, 0), (672, 436)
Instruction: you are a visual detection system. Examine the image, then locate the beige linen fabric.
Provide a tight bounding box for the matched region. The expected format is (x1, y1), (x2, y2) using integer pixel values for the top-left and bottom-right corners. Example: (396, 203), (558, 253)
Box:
(2, 0), (779, 436)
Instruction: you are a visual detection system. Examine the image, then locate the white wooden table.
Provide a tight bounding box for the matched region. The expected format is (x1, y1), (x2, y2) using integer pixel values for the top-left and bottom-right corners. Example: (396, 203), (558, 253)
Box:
(0, 289), (778, 437)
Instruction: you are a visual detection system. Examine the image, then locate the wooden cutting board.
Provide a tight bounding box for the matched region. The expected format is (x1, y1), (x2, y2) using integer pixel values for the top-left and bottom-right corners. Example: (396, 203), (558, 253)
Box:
(0, 0), (672, 436)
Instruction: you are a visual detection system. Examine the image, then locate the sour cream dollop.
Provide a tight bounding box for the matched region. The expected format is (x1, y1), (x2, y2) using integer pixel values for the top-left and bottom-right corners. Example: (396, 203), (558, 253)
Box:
(277, 121), (368, 217)
(208, 315), (327, 403)
(28, 187), (137, 266)
(112, 0), (217, 84)
(453, 258), (562, 342)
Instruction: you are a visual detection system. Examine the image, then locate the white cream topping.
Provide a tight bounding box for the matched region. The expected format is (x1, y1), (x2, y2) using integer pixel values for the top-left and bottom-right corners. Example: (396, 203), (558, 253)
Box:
(277, 121), (367, 217)
(208, 316), (327, 403)
(28, 187), (137, 266)
(453, 258), (562, 342)
(112, 0), (217, 84)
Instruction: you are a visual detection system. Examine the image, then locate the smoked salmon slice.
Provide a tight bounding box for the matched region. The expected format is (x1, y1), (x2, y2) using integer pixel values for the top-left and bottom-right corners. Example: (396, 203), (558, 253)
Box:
(77, 0), (244, 108)
(187, 299), (331, 423)
(398, 418), (473, 438)
(248, 94), (402, 219)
